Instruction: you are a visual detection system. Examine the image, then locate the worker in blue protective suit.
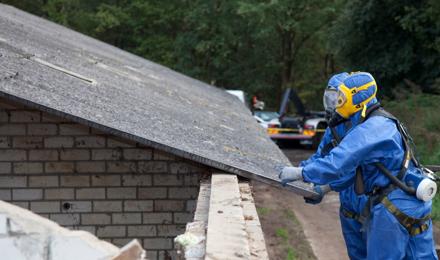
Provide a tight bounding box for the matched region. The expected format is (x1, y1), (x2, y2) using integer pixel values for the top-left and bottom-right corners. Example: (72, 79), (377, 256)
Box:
(279, 72), (438, 259)
(300, 72), (368, 260)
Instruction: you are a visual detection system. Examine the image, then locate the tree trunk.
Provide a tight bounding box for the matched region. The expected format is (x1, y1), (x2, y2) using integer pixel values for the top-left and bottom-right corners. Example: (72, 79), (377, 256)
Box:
(280, 31), (295, 102)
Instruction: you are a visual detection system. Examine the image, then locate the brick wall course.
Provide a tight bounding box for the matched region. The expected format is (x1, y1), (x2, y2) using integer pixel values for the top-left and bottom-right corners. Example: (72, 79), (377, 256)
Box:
(0, 162), (12, 174)
(138, 187), (167, 199)
(45, 162), (75, 173)
(0, 124), (26, 135)
(27, 124), (58, 136)
(124, 200), (153, 212)
(112, 213), (142, 224)
(128, 225), (156, 237)
(60, 176), (90, 187)
(28, 176), (59, 187)
(44, 137), (74, 148)
(61, 201), (92, 213)
(143, 213), (173, 224)
(0, 137), (11, 148)
(107, 187), (137, 199)
(91, 149), (122, 160)
(60, 149), (90, 161)
(0, 111), (8, 122)
(0, 150), (27, 161)
(93, 201), (122, 212)
(77, 162), (106, 173)
(29, 150), (58, 161)
(75, 136), (106, 148)
(14, 162), (43, 174)
(0, 98), (210, 260)
(122, 174), (151, 186)
(81, 213), (111, 225)
(97, 225), (126, 238)
(45, 188), (75, 200)
(76, 188), (106, 199)
(91, 174), (121, 186)
(59, 124), (90, 135)
(30, 201), (60, 213)
(50, 213), (80, 225)
(12, 189), (43, 200)
(0, 189), (11, 200)
(10, 111), (40, 123)
(13, 136), (44, 148)
(0, 176), (26, 187)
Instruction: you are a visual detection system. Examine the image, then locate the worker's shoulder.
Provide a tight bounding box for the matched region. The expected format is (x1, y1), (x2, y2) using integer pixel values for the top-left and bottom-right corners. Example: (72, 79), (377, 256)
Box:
(356, 115), (399, 137)
(366, 112), (398, 126)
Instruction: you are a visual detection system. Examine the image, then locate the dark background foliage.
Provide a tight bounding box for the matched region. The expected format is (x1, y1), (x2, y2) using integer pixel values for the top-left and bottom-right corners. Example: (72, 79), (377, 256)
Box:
(1, 0), (440, 108)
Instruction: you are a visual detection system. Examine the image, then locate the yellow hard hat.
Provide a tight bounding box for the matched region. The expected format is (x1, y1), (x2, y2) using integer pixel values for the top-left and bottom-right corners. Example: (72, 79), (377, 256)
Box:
(335, 72), (378, 118)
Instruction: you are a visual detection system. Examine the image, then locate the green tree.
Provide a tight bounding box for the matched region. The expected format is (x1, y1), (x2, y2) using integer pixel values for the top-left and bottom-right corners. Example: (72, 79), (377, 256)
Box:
(175, 0), (342, 108)
(1, 0), (344, 109)
(332, 0), (440, 95)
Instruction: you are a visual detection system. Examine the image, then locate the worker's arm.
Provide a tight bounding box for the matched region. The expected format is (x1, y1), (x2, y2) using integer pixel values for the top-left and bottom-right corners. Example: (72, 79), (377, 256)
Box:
(299, 128), (332, 167)
(302, 117), (400, 191)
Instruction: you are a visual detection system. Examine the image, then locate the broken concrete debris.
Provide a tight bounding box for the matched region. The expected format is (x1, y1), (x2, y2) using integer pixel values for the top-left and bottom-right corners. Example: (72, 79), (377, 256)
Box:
(0, 200), (146, 260)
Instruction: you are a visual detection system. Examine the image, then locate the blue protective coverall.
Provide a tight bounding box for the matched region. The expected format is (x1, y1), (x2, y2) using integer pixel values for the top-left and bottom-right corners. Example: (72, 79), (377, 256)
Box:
(300, 122), (368, 259)
(302, 111), (438, 259)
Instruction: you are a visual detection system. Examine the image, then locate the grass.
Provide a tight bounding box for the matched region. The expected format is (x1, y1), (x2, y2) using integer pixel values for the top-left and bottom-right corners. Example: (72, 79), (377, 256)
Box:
(384, 93), (440, 221)
(256, 207), (271, 216)
(276, 227), (289, 241)
(276, 227), (298, 260)
(287, 247), (297, 260)
(284, 209), (300, 224)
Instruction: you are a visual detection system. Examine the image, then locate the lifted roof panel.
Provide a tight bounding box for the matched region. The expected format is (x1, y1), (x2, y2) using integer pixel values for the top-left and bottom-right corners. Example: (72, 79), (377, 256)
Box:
(0, 4), (316, 197)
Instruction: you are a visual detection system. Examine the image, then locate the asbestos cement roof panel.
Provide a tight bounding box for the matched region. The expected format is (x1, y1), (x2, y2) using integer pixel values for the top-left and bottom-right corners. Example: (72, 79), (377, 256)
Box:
(0, 4), (314, 196)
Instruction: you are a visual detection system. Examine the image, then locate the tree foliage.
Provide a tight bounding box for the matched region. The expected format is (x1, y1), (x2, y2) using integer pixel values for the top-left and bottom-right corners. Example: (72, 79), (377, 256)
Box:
(2, 0), (439, 108)
(1, 0), (342, 109)
(332, 0), (440, 95)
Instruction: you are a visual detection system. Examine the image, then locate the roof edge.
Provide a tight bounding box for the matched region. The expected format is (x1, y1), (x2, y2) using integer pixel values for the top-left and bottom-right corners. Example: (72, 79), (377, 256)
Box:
(0, 91), (315, 197)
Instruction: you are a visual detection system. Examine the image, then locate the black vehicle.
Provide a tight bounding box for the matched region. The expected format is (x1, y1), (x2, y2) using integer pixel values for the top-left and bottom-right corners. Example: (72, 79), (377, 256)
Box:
(269, 88), (327, 148)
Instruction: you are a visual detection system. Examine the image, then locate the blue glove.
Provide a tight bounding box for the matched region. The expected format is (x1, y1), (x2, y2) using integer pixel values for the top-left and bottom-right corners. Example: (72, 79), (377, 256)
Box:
(278, 166), (303, 186)
(304, 185), (331, 204)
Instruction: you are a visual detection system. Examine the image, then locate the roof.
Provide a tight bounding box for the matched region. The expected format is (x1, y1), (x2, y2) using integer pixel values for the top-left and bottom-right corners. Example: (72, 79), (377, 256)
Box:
(0, 4), (314, 196)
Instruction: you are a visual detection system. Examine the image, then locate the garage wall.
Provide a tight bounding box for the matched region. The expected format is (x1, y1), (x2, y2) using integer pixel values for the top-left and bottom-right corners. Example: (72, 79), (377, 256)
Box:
(0, 97), (211, 260)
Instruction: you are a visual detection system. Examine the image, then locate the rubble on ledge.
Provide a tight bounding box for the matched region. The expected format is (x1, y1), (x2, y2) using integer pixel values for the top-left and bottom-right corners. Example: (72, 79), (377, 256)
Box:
(0, 200), (146, 260)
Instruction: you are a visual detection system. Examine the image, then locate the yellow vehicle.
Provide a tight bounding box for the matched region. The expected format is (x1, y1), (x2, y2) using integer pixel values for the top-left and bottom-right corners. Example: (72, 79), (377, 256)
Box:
(268, 88), (327, 148)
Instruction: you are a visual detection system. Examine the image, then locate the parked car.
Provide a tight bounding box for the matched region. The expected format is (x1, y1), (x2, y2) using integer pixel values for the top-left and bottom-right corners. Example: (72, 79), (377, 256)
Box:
(253, 111), (281, 129)
(269, 88), (327, 148)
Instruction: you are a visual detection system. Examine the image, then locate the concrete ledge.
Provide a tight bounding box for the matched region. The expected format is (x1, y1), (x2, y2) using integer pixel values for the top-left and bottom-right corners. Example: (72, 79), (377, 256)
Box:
(206, 174), (250, 259)
(239, 183), (269, 260)
(175, 174), (269, 260)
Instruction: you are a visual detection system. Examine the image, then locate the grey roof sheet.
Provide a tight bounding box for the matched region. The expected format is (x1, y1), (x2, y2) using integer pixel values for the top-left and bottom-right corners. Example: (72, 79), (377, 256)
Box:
(0, 4), (314, 196)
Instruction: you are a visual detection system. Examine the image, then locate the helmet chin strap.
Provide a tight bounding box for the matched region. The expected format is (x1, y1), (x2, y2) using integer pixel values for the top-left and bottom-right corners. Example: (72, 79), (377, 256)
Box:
(361, 105), (368, 119)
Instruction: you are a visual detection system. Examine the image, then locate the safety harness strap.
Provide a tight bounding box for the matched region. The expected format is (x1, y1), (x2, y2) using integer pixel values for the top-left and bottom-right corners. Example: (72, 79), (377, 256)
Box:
(368, 108), (413, 180)
(321, 124), (342, 156)
(341, 207), (360, 221)
(321, 141), (337, 156)
(381, 196), (431, 236)
(360, 184), (431, 236)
